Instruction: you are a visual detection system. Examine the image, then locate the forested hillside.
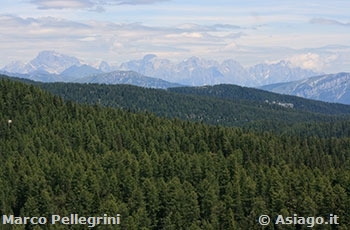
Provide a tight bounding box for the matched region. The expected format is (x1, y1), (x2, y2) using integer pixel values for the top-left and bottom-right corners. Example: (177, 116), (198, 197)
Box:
(168, 84), (350, 115)
(36, 81), (350, 137)
(3, 75), (350, 137)
(0, 79), (349, 229)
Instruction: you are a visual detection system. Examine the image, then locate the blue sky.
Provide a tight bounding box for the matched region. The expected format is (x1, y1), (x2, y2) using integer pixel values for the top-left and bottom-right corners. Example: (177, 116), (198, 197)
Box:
(1, 0), (349, 73)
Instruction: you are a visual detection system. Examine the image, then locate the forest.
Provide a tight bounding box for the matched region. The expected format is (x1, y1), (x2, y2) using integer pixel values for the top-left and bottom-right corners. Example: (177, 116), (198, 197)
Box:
(36, 80), (350, 138)
(0, 77), (349, 229)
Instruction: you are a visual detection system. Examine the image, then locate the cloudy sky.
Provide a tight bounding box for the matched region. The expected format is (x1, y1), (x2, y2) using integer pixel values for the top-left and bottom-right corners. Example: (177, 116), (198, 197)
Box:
(1, 0), (349, 73)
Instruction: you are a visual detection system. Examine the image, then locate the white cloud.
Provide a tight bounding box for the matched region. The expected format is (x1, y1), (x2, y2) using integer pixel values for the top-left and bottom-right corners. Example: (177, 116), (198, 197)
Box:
(79, 36), (97, 42)
(0, 2), (347, 73)
(182, 32), (203, 38)
(31, 0), (94, 9)
(0, 14), (247, 66)
(116, 0), (169, 5)
(310, 18), (350, 27)
(288, 53), (338, 71)
(0, 15), (90, 29)
(30, 0), (169, 10)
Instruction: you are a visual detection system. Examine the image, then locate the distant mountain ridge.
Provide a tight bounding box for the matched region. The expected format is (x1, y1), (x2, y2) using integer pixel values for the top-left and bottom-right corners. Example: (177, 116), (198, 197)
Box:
(2, 50), (320, 87)
(75, 70), (183, 89)
(61, 64), (104, 78)
(0, 51), (181, 89)
(3, 51), (349, 104)
(120, 55), (319, 87)
(260, 72), (350, 105)
(3, 50), (81, 74)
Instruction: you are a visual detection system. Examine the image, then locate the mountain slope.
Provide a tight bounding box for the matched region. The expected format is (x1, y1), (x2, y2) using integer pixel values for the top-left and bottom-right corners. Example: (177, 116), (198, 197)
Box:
(0, 70), (70, 82)
(36, 81), (350, 136)
(60, 64), (103, 79)
(168, 84), (350, 115)
(260, 72), (350, 104)
(75, 70), (182, 89)
(2, 50), (81, 74)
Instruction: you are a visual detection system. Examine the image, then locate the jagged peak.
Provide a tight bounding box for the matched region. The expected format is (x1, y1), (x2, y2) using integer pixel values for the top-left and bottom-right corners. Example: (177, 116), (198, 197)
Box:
(143, 54), (157, 61)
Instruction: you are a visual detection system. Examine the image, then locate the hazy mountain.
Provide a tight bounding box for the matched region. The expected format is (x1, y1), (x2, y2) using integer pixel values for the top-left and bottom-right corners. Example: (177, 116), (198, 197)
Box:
(120, 54), (319, 87)
(120, 55), (233, 85)
(119, 54), (175, 80)
(1, 60), (28, 74)
(2, 51), (320, 87)
(4, 51), (82, 75)
(29, 51), (81, 74)
(218, 59), (248, 85)
(260, 72), (350, 104)
(0, 69), (66, 82)
(1, 51), (103, 83)
(248, 61), (319, 86)
(75, 70), (182, 89)
(61, 64), (103, 79)
(97, 61), (117, 72)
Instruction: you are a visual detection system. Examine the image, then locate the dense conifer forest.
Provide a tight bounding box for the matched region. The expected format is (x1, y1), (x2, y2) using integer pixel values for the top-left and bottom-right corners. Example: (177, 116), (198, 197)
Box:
(3, 75), (350, 133)
(0, 77), (350, 229)
(36, 80), (350, 137)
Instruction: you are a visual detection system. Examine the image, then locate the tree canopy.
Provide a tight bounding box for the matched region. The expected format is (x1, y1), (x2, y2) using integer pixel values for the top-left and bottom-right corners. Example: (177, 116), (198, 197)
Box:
(0, 78), (349, 229)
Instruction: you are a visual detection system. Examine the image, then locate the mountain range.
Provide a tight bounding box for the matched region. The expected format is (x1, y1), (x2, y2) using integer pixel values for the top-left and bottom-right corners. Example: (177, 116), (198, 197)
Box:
(2, 50), (319, 87)
(119, 54), (319, 87)
(2, 50), (350, 104)
(260, 72), (350, 105)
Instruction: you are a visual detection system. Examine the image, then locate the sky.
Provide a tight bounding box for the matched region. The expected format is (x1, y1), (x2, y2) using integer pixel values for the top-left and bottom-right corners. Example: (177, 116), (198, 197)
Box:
(0, 0), (349, 73)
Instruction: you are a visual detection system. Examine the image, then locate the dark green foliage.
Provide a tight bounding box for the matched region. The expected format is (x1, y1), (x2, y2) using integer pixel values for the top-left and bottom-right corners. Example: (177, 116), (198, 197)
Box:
(3, 74), (350, 137)
(169, 84), (350, 115)
(1, 78), (350, 229)
(35, 81), (350, 136)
